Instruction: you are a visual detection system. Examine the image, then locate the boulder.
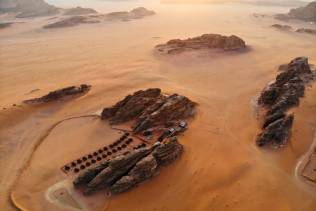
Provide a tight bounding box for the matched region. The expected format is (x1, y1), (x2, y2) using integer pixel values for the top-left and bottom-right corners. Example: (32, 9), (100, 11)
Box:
(23, 84), (91, 104)
(155, 34), (246, 54)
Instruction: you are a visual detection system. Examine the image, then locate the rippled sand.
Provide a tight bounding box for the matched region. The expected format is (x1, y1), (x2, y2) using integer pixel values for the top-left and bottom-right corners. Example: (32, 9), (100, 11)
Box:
(1, 1), (316, 211)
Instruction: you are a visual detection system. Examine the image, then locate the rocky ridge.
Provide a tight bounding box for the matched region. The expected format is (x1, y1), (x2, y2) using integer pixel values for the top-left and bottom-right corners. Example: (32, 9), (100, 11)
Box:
(270, 24), (316, 35)
(155, 34), (246, 55)
(43, 7), (155, 29)
(74, 137), (183, 195)
(256, 57), (314, 147)
(23, 84), (91, 104)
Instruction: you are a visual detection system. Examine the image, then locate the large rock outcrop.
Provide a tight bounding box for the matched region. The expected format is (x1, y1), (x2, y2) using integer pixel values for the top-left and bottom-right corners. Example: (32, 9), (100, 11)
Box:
(275, 1), (316, 22)
(101, 88), (196, 134)
(74, 137), (183, 195)
(256, 57), (314, 147)
(0, 0), (59, 18)
(23, 84), (91, 104)
(155, 34), (246, 55)
(72, 88), (194, 195)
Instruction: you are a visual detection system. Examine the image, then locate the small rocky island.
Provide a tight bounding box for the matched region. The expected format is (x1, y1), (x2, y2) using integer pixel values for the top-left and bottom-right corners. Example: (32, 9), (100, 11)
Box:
(275, 1), (316, 22)
(256, 57), (314, 147)
(72, 88), (197, 194)
(155, 34), (246, 55)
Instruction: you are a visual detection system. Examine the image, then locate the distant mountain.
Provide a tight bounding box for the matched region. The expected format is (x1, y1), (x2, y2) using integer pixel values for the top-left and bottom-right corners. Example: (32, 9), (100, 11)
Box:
(239, 0), (307, 7)
(288, 1), (316, 21)
(0, 0), (59, 18)
(275, 1), (316, 21)
(161, 0), (307, 6)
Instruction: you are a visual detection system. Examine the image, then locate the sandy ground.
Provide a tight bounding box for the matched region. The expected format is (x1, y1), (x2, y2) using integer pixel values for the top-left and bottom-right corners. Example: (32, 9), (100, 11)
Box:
(1, 1), (316, 211)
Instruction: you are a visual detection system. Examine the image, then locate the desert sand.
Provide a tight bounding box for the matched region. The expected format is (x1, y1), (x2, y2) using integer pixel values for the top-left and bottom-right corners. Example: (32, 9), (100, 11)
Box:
(1, 0), (316, 211)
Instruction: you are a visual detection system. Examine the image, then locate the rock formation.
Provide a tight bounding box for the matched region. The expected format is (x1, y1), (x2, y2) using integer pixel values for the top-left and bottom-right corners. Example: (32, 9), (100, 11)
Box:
(104, 7), (155, 21)
(23, 84), (91, 104)
(0, 22), (13, 29)
(275, 1), (316, 22)
(73, 88), (195, 195)
(296, 28), (316, 35)
(256, 57), (314, 147)
(155, 34), (246, 55)
(63, 7), (97, 16)
(271, 24), (293, 31)
(74, 137), (183, 195)
(0, 0), (59, 18)
(43, 16), (100, 29)
(43, 7), (155, 29)
(101, 88), (196, 134)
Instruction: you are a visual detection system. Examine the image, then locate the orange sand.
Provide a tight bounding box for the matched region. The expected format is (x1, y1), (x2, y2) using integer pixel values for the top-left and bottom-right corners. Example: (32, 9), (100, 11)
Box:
(1, 1), (316, 211)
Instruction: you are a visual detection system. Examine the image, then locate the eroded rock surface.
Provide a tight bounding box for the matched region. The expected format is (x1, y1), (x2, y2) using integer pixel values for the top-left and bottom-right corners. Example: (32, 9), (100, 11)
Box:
(257, 57), (314, 147)
(23, 84), (91, 104)
(74, 137), (183, 195)
(101, 88), (196, 133)
(275, 1), (316, 22)
(155, 34), (246, 55)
